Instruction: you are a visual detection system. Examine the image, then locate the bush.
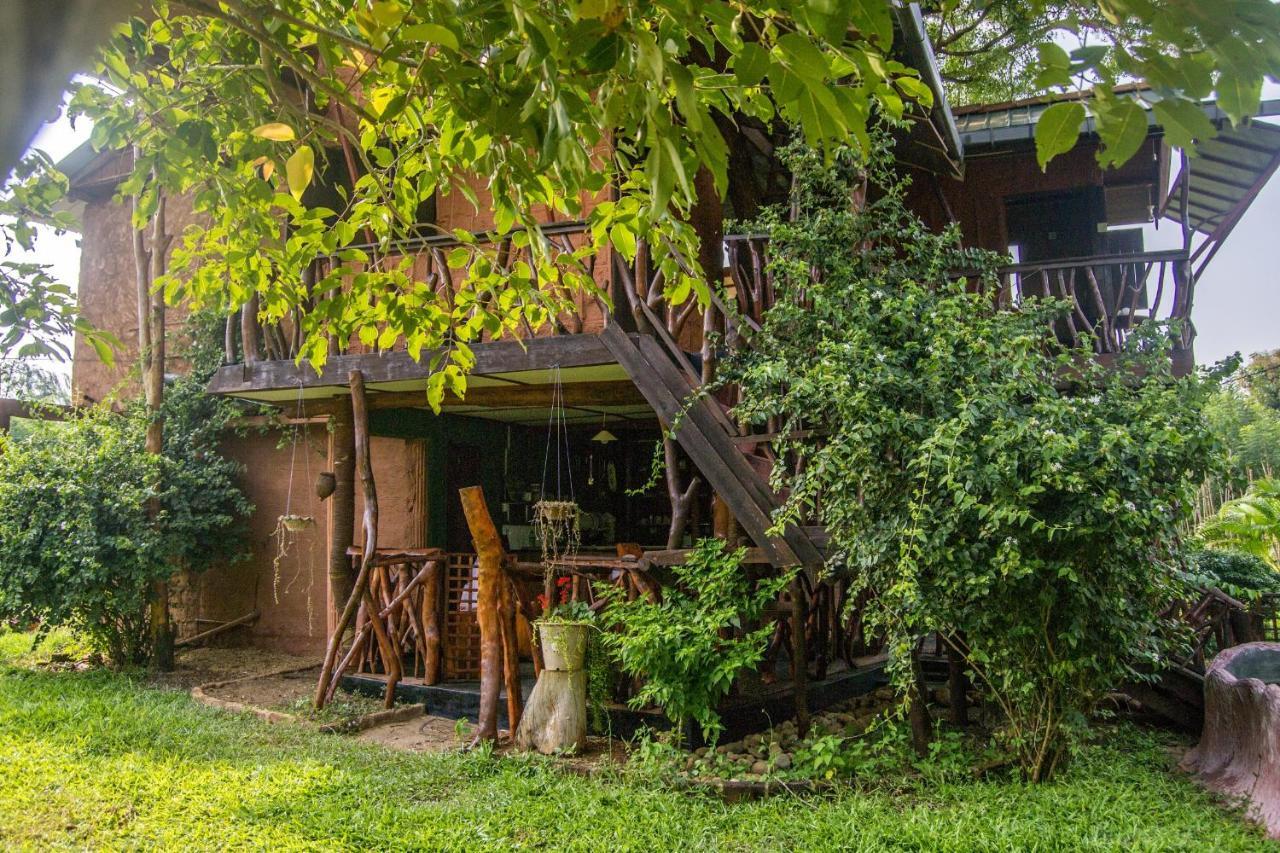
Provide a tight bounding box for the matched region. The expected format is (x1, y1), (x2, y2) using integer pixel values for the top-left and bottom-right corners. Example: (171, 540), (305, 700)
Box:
(727, 137), (1222, 780)
(1189, 547), (1280, 601)
(0, 358), (250, 665)
(599, 540), (789, 745)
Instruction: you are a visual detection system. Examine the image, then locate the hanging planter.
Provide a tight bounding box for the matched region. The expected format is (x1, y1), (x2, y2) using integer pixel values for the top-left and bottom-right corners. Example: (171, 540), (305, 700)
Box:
(279, 513), (315, 532)
(534, 499), (578, 524)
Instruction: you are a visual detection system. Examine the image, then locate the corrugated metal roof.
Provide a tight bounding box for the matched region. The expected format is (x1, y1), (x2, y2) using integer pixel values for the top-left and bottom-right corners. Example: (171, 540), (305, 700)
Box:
(1164, 119), (1280, 236)
(953, 92), (1280, 154)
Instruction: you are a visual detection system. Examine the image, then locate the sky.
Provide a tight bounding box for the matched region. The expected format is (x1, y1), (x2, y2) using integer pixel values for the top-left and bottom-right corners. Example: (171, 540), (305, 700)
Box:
(13, 90), (1280, 376)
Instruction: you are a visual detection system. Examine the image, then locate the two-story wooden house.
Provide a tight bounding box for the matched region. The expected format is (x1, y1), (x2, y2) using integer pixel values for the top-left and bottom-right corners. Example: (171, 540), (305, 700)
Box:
(61, 7), (1280, 725)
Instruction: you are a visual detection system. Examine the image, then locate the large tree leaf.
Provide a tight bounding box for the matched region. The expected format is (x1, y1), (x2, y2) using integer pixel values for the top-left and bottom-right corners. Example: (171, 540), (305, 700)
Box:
(1034, 102), (1085, 170)
(1152, 98), (1217, 151)
(1095, 97), (1149, 169)
(285, 146), (314, 202)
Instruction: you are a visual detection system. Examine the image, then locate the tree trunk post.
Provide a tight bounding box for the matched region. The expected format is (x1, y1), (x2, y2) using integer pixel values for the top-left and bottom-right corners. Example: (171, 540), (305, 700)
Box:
(499, 573), (523, 732)
(790, 575), (810, 737)
(421, 558), (442, 685)
(459, 485), (505, 745)
(947, 636), (969, 726)
(134, 182), (174, 672)
(908, 651), (933, 757)
(327, 405), (357, 631)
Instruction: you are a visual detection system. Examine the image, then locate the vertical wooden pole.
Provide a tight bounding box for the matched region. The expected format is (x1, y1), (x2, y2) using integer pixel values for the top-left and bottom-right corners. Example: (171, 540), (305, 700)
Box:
(946, 636), (969, 726)
(349, 370), (399, 707)
(790, 574), (810, 737)
(134, 182), (174, 671)
(421, 558), (442, 685)
(459, 485), (504, 745)
(327, 405), (356, 632)
(908, 652), (932, 756)
(499, 574), (523, 733)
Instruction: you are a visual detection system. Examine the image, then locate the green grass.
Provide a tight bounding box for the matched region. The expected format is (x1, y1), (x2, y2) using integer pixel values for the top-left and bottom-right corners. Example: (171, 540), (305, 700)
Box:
(0, 632), (1269, 851)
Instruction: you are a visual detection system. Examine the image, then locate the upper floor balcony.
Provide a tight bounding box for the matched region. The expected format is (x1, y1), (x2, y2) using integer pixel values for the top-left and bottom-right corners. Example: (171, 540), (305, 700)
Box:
(219, 220), (1199, 381)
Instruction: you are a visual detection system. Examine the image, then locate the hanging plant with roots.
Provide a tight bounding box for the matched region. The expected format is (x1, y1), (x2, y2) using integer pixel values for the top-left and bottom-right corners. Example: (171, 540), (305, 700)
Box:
(535, 369), (582, 608)
(725, 132), (1225, 780)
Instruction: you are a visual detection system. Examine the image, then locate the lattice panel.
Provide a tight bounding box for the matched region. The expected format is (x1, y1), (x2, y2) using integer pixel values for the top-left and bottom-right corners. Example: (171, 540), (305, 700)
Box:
(443, 553), (482, 679)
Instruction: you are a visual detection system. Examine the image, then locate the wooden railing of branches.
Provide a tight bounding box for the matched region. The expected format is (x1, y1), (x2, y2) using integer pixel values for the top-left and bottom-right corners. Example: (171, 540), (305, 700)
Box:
(224, 220), (600, 365)
(994, 250), (1195, 354)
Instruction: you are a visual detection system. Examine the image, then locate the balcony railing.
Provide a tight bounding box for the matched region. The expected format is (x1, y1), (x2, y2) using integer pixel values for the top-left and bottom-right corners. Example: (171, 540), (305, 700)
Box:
(995, 249), (1195, 355)
(224, 223), (1197, 372)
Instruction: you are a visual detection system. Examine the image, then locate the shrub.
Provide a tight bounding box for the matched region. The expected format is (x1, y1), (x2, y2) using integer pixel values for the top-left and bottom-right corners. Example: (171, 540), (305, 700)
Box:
(599, 540), (789, 745)
(0, 349), (250, 665)
(1188, 547), (1280, 601)
(1201, 478), (1280, 569)
(727, 137), (1222, 780)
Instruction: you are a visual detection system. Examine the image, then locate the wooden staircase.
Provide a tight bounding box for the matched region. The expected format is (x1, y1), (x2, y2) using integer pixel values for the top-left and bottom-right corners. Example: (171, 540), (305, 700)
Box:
(599, 322), (824, 571)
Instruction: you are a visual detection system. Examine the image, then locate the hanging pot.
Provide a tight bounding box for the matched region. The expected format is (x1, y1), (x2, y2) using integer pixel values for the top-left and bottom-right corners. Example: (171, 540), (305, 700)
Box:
(314, 471), (336, 500)
(534, 499), (579, 524)
(279, 514), (315, 532)
(537, 621), (588, 671)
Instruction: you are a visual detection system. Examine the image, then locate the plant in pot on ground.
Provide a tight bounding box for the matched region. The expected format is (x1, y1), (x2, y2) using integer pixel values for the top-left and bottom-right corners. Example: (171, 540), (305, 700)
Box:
(599, 539), (790, 747)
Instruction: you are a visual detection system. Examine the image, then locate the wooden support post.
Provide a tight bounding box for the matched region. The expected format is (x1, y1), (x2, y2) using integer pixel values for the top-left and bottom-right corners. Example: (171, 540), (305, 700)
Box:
(790, 575), (810, 737)
(314, 370), (399, 709)
(421, 559), (442, 685)
(459, 485), (505, 745)
(946, 636), (969, 726)
(908, 651), (932, 757)
(349, 371), (399, 708)
(499, 573), (523, 733)
(327, 405), (357, 631)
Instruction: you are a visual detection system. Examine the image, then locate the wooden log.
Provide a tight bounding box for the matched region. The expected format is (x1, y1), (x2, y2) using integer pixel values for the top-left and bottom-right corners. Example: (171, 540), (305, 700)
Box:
(349, 370), (399, 708)
(313, 370), (390, 709)
(499, 572), (523, 733)
(421, 559), (442, 685)
(790, 575), (810, 737)
(459, 485), (505, 745)
(946, 636), (969, 726)
(327, 405), (357, 627)
(174, 610), (259, 648)
(325, 623), (371, 705)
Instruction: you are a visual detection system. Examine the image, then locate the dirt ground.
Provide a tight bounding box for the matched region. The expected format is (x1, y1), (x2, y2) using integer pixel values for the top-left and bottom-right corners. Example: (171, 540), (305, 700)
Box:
(164, 645), (626, 770)
(200, 665), (322, 709)
(148, 645), (319, 692)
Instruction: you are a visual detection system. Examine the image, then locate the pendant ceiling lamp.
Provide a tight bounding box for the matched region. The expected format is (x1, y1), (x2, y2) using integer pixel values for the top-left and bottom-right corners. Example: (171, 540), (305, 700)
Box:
(592, 412), (617, 444)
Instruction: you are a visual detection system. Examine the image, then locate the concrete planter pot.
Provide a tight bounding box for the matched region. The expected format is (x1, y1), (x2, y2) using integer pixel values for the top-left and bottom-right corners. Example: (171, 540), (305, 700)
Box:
(538, 621), (588, 672)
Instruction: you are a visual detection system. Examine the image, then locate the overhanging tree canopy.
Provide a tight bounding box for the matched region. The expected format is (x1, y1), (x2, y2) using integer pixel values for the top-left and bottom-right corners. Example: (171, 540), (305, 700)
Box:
(4, 0), (1280, 400)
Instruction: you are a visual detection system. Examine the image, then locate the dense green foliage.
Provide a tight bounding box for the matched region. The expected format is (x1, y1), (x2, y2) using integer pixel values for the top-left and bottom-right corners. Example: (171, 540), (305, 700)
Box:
(6, 1), (1278, 395)
(1241, 349), (1280, 412)
(1204, 388), (1280, 485)
(0, 633), (1268, 850)
(600, 540), (788, 744)
(728, 141), (1222, 780)
(1202, 479), (1280, 570)
(0, 151), (119, 363)
(0, 331), (251, 664)
(1188, 547), (1280, 602)
(66, 0), (934, 406)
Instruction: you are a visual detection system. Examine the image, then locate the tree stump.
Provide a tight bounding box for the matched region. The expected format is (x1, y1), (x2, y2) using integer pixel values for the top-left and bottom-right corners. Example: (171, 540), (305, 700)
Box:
(515, 622), (588, 754)
(1181, 642), (1280, 839)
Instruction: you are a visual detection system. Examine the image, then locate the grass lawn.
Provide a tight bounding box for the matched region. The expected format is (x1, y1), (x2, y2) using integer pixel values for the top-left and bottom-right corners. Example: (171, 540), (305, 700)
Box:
(0, 632), (1269, 851)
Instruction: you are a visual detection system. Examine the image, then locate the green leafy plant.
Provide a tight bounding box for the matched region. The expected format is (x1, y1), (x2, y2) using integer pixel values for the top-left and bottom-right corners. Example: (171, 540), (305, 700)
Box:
(599, 539), (790, 745)
(1201, 479), (1280, 570)
(727, 136), (1223, 781)
(1187, 547), (1280, 602)
(0, 320), (251, 665)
